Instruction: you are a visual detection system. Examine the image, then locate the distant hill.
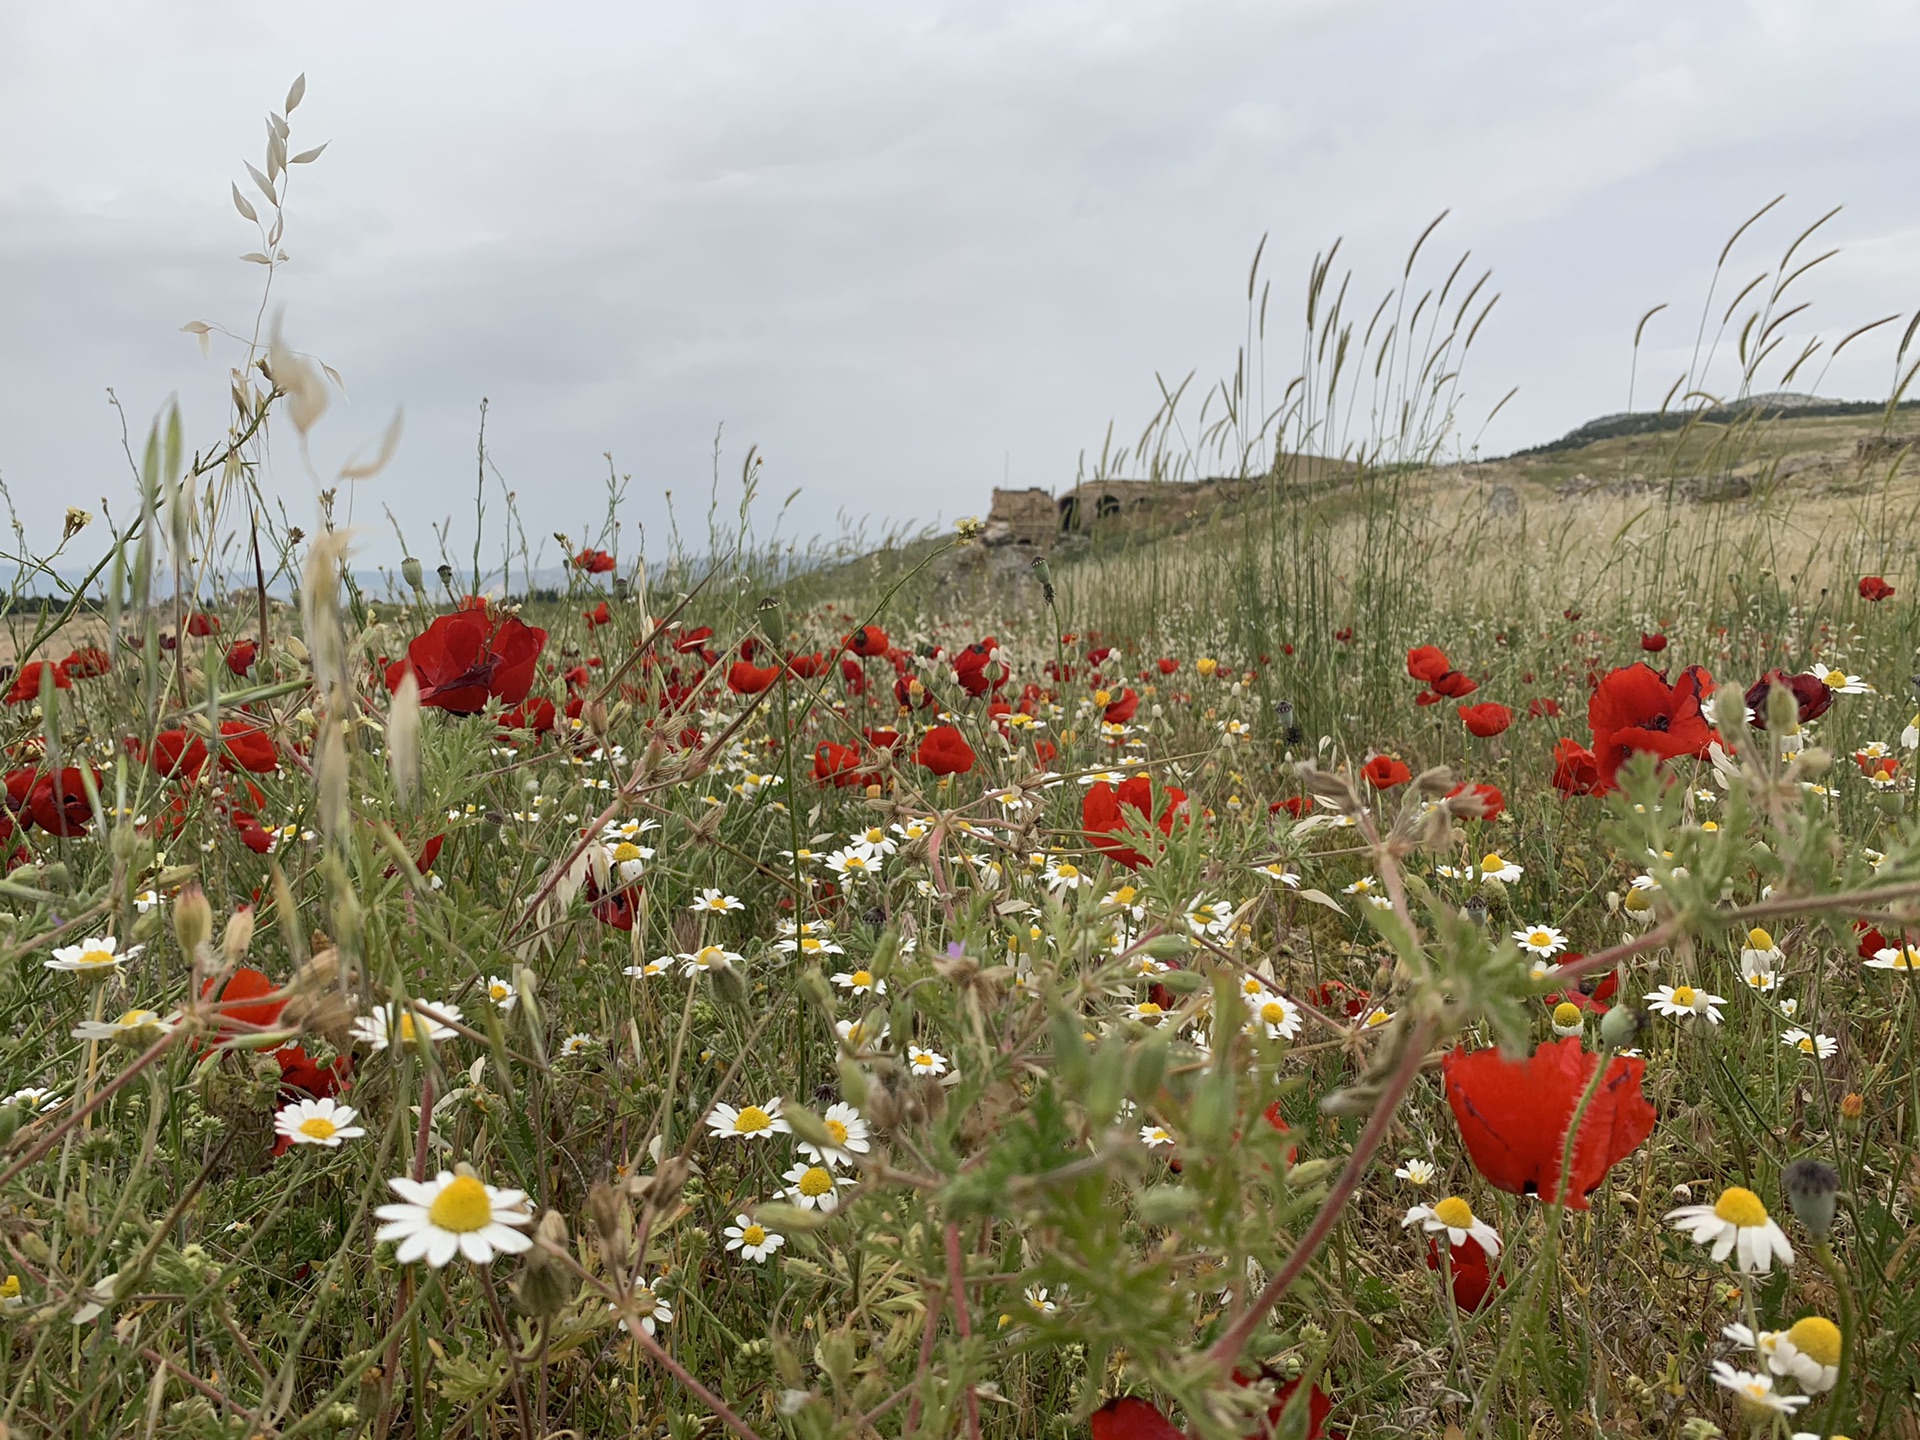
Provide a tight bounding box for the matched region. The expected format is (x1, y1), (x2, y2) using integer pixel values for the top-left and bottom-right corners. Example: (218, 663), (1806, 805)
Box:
(1513, 393), (1920, 456)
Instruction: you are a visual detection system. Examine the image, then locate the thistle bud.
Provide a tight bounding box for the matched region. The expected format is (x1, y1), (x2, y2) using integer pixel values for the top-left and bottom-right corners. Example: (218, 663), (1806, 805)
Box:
(1599, 1003), (1648, 1050)
(400, 556), (424, 591)
(1780, 1157), (1839, 1239)
(174, 884), (213, 957)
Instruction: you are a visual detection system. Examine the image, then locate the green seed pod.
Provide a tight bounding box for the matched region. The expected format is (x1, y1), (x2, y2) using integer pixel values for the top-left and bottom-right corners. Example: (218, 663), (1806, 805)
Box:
(1129, 1031), (1168, 1101)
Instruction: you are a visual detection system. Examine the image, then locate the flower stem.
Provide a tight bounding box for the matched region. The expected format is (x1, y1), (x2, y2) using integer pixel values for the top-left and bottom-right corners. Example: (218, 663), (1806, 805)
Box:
(1813, 1239), (1856, 1440)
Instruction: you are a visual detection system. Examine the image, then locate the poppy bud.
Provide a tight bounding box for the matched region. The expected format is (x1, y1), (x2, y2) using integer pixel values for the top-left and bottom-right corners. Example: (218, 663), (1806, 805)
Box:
(174, 884), (213, 958)
(1766, 680), (1799, 737)
(1285, 1157), (1336, 1188)
(222, 905), (255, 963)
(510, 1210), (577, 1318)
(1780, 1157), (1839, 1238)
(798, 966), (834, 1014)
(710, 962), (750, 1011)
(1599, 1003), (1647, 1049)
(836, 1059), (870, 1109)
(400, 556), (424, 591)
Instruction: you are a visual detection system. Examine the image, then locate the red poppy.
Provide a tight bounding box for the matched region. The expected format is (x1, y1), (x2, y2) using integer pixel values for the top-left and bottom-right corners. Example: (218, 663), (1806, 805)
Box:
(1544, 965), (1617, 1014)
(845, 624), (889, 657)
(28, 767), (98, 835)
(1406, 645), (1451, 684)
(499, 697), (557, 735)
(1855, 750), (1898, 779)
(726, 660), (780, 695)
(864, 726), (904, 749)
(1155, 657), (1179, 675)
(6, 660), (71, 705)
(915, 724), (976, 776)
(385, 608), (548, 714)
(1640, 632), (1668, 652)
(225, 640), (258, 676)
(1743, 670), (1832, 730)
(787, 651), (827, 679)
(1431, 670), (1477, 698)
(1333, 627), (1354, 644)
(1527, 696), (1563, 719)
(1102, 687), (1139, 724)
(63, 646), (111, 678)
(143, 729), (210, 780)
(1443, 1036), (1655, 1208)
(1586, 662), (1715, 785)
(186, 612), (220, 637)
(1090, 1378), (1340, 1440)
(1090, 1398), (1181, 1440)
(1859, 575), (1895, 602)
(1550, 739), (1604, 796)
(1457, 702), (1512, 738)
(1413, 690), (1443, 707)
(1427, 1234), (1504, 1311)
(1445, 781), (1505, 821)
(201, 964), (286, 1036)
(1270, 796), (1310, 819)
(1033, 737), (1058, 764)
(218, 721), (279, 773)
(951, 639), (1001, 698)
(584, 601), (612, 628)
(674, 625), (714, 654)
(813, 742), (867, 788)
(275, 1044), (350, 1099)
(1360, 755), (1411, 789)
(574, 548), (616, 574)
(1082, 775), (1187, 869)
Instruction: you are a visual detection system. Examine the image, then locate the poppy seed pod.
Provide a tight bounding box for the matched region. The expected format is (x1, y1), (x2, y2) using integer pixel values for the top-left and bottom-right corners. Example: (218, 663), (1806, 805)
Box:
(1780, 1157), (1840, 1239)
(400, 556), (424, 591)
(1599, 1003), (1648, 1050)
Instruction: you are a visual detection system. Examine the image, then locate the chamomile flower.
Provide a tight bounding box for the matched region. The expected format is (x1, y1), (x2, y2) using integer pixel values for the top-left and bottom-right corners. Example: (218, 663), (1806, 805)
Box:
(273, 1097), (366, 1149)
(796, 1101), (870, 1167)
(72, 1008), (176, 1045)
(1044, 857), (1092, 891)
(782, 1162), (846, 1212)
(45, 936), (141, 976)
(1125, 1000), (1170, 1026)
(1184, 899), (1237, 936)
(706, 1100), (789, 1141)
(373, 1170), (533, 1268)
(1811, 664), (1871, 694)
(1708, 1361), (1810, 1415)
(1782, 1028), (1837, 1060)
(680, 944), (743, 976)
(1550, 1001), (1585, 1038)
(1254, 862), (1301, 887)
(830, 966), (885, 997)
(689, 887), (745, 914)
(1342, 875), (1380, 897)
(824, 848), (878, 882)
(1393, 1158), (1435, 1187)
(559, 1032), (597, 1057)
(484, 975), (518, 1012)
(612, 1277), (674, 1334)
(1867, 943), (1920, 972)
(1724, 1316), (1841, 1392)
(1139, 1124), (1175, 1148)
(1665, 1185), (1794, 1272)
(1513, 923), (1567, 958)
(1476, 852), (1523, 884)
(1645, 983), (1726, 1024)
(351, 1002), (461, 1052)
(1103, 883), (1147, 918)
(1023, 1285), (1060, 1316)
(625, 957), (673, 980)
(1243, 991), (1302, 1040)
(3, 1087), (62, 1113)
(906, 1045), (949, 1078)
(133, 890), (163, 914)
(1403, 1196), (1501, 1257)
(723, 1216), (785, 1263)
(605, 840), (654, 882)
(834, 1016), (888, 1050)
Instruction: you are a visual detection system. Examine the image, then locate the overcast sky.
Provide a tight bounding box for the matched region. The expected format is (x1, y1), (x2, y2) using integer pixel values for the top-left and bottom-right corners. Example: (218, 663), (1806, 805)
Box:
(4, 0), (1919, 573)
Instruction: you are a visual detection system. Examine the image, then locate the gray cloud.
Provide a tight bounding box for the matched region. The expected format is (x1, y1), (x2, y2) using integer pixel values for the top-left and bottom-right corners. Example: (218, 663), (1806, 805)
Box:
(3, 0), (1918, 570)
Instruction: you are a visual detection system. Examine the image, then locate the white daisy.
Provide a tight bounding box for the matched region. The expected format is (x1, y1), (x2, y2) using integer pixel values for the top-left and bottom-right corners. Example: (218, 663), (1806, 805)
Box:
(624, 957), (673, 979)
(1402, 1196), (1501, 1257)
(604, 840), (654, 882)
(1512, 923), (1567, 958)
(351, 1001), (461, 1052)
(71, 1008), (176, 1045)
(1043, 857), (1092, 892)
(834, 1016), (889, 1051)
(705, 1099), (789, 1141)
(847, 826), (898, 860)
(612, 1276), (675, 1334)
(1781, 1028), (1837, 1060)
(45, 935), (141, 975)
(796, 1101), (870, 1168)
(680, 944), (744, 976)
(1724, 1316), (1841, 1392)
(1644, 983), (1726, 1024)
(824, 847), (878, 882)
(1254, 862), (1301, 887)
(484, 975), (518, 1012)
(906, 1045), (949, 1078)
(1811, 664), (1871, 694)
(782, 1162), (846, 1212)
(3, 1087), (62, 1113)
(723, 1215), (785, 1264)
(559, 1032), (596, 1057)
(1476, 852), (1523, 884)
(1243, 991), (1302, 1040)
(689, 887), (745, 914)
(273, 1097), (366, 1149)
(830, 967), (886, 997)
(1665, 1186), (1794, 1272)
(373, 1170), (533, 1268)
(1393, 1158), (1434, 1187)
(1707, 1361), (1810, 1415)
(1023, 1285), (1059, 1316)
(1867, 944), (1920, 972)
(1139, 1124), (1175, 1148)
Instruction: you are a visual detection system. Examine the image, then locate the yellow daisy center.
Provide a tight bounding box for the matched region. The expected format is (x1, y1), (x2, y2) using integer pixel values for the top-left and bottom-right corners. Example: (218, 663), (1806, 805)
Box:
(799, 938), (822, 953)
(796, 1166), (833, 1198)
(1481, 853), (1506, 872)
(1529, 931), (1553, 947)
(77, 949), (116, 967)
(1260, 1001), (1286, 1025)
(1786, 1315), (1841, 1368)
(612, 842), (645, 863)
(733, 1105), (773, 1135)
(298, 1116), (339, 1141)
(825, 1119), (848, 1144)
(1624, 888), (1651, 912)
(1111, 888), (1137, 907)
(115, 1009), (155, 1027)
(1670, 984), (1696, 1007)
(427, 1175), (494, 1233)
(489, 983), (510, 1000)
(1747, 927), (1773, 950)
(849, 970), (873, 988)
(1135, 1002), (1163, 1017)
(1798, 1035), (1818, 1054)
(397, 1013), (417, 1041)
(1055, 863), (1079, 879)
(1432, 1196), (1474, 1229)
(739, 1224), (767, 1247)
(1713, 1186), (1769, 1228)
(1553, 1002), (1582, 1027)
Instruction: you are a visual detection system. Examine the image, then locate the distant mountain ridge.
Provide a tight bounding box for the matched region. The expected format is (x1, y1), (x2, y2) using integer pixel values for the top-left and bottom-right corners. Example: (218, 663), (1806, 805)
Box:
(1514, 392), (1920, 456)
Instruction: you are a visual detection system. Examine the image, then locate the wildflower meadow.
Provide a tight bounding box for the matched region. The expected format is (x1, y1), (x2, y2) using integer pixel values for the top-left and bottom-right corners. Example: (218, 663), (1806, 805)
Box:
(6, 81), (1920, 1440)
